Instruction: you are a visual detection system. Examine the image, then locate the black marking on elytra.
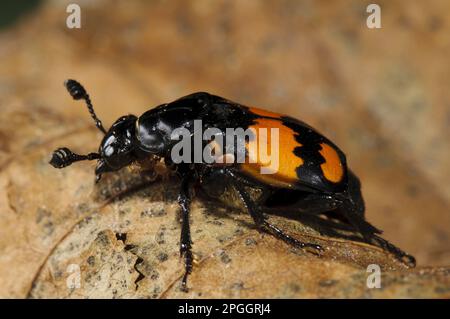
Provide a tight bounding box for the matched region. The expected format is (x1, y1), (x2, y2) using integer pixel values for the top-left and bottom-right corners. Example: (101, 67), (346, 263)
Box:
(281, 116), (348, 193)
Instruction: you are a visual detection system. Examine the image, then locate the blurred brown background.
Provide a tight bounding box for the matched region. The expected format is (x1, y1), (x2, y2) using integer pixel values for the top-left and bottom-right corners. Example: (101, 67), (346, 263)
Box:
(0, 0), (449, 270)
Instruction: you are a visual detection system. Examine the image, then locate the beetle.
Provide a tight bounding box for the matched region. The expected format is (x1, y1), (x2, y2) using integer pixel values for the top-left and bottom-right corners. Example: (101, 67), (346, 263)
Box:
(50, 79), (416, 290)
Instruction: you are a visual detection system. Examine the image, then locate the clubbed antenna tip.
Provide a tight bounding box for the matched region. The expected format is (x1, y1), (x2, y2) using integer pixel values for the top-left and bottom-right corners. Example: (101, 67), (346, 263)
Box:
(65, 79), (87, 100)
(49, 147), (100, 169)
(64, 79), (107, 134)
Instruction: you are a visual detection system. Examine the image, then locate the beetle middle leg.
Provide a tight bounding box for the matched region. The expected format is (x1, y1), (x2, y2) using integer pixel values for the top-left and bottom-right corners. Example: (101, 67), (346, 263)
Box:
(231, 178), (323, 254)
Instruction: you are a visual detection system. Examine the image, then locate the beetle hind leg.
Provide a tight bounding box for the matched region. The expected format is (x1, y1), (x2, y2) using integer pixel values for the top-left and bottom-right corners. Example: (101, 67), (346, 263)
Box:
(340, 171), (416, 267)
(372, 235), (416, 267)
(339, 198), (416, 267)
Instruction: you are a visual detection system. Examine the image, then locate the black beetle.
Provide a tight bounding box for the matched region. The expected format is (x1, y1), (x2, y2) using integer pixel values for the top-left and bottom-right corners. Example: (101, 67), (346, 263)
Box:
(50, 79), (415, 290)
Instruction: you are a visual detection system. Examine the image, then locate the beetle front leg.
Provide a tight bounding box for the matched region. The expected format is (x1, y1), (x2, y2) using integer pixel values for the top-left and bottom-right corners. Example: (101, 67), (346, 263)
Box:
(177, 172), (195, 291)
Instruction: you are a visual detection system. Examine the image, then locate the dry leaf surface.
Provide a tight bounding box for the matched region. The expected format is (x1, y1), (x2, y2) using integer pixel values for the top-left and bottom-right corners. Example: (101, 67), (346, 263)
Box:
(0, 102), (448, 298)
(0, 0), (449, 298)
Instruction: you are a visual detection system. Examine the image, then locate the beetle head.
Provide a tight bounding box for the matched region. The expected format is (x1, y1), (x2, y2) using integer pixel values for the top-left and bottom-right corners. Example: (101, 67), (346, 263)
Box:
(50, 80), (147, 182)
(95, 115), (140, 180)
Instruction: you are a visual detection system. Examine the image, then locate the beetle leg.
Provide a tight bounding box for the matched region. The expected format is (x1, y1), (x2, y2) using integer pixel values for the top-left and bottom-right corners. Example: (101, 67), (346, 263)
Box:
(339, 198), (416, 267)
(177, 171), (195, 292)
(263, 192), (342, 215)
(232, 179), (322, 254)
(372, 235), (416, 267)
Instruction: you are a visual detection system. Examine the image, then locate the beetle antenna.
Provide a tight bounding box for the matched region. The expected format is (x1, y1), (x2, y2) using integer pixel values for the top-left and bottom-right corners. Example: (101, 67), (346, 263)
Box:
(64, 79), (107, 134)
(49, 147), (100, 168)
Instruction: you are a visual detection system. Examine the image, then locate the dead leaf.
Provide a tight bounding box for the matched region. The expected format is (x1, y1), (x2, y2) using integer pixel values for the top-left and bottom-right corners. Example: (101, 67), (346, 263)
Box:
(0, 0), (449, 298)
(0, 104), (447, 298)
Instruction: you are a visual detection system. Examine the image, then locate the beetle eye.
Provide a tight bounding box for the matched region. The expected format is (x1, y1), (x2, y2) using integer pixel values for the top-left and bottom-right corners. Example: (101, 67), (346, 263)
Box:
(104, 145), (114, 157)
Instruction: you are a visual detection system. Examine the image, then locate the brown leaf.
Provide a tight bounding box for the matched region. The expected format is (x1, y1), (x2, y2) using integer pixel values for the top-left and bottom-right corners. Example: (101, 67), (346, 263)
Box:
(0, 104), (447, 298)
(0, 0), (449, 299)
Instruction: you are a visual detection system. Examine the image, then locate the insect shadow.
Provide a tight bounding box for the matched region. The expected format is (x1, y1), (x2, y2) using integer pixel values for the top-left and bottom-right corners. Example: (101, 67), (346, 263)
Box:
(94, 170), (366, 246)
